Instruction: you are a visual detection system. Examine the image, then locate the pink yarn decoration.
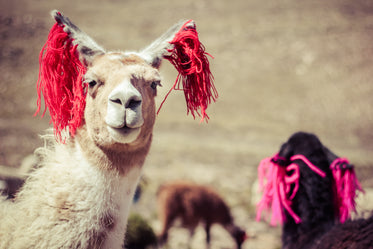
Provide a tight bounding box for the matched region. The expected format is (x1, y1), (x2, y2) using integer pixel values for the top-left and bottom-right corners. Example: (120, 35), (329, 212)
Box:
(256, 153), (326, 226)
(330, 158), (365, 223)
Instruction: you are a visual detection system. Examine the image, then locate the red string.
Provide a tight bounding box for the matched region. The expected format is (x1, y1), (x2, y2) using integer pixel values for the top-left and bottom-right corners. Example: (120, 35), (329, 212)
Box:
(35, 23), (86, 142)
(159, 20), (218, 122)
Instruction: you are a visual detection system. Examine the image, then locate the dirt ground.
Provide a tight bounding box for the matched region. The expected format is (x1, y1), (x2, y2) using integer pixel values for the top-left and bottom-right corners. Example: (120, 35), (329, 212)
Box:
(0, 0), (372, 248)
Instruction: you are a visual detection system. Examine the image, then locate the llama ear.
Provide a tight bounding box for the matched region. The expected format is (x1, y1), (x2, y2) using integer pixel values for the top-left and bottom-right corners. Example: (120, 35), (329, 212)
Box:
(322, 146), (339, 165)
(51, 10), (105, 66)
(139, 20), (193, 68)
(323, 145), (355, 170)
(278, 142), (294, 160)
(140, 20), (218, 122)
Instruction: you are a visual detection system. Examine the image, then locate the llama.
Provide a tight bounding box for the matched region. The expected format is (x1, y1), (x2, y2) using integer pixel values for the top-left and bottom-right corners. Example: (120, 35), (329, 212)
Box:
(0, 10), (216, 249)
(256, 131), (371, 249)
(157, 181), (247, 249)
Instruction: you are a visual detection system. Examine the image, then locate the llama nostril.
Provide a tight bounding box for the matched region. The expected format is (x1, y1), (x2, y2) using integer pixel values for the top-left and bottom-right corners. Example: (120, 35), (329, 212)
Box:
(108, 81), (142, 109)
(109, 95), (142, 109)
(126, 98), (142, 109)
(110, 98), (123, 105)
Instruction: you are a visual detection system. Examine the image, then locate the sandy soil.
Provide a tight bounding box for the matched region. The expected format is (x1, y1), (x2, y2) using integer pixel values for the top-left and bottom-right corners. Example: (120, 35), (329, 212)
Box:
(0, 0), (372, 248)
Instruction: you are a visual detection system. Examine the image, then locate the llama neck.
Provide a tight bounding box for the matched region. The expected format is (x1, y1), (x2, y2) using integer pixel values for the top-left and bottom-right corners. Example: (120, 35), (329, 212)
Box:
(71, 138), (145, 248)
(75, 140), (144, 249)
(78, 142), (143, 248)
(282, 162), (336, 249)
(72, 125), (152, 247)
(8, 135), (145, 249)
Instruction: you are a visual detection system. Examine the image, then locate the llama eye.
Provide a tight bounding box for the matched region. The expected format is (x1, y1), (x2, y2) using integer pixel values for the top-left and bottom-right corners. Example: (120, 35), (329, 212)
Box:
(150, 82), (157, 90)
(151, 81), (161, 90)
(88, 80), (97, 88)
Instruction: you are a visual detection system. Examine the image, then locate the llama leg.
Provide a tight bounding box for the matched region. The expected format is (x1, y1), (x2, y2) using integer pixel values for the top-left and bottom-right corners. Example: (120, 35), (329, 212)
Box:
(187, 225), (197, 249)
(158, 227), (169, 245)
(158, 215), (175, 246)
(204, 223), (212, 249)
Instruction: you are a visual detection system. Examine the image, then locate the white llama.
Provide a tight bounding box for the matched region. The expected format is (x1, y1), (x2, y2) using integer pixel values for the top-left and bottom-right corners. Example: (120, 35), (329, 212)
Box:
(0, 10), (215, 249)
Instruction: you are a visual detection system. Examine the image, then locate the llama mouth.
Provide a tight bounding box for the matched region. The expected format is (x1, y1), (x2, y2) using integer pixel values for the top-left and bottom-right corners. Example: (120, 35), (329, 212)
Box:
(120, 126), (140, 134)
(109, 125), (139, 134)
(107, 125), (141, 143)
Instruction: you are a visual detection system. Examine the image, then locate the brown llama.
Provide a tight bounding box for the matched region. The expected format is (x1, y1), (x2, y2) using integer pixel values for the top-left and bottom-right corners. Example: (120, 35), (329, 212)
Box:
(157, 181), (247, 249)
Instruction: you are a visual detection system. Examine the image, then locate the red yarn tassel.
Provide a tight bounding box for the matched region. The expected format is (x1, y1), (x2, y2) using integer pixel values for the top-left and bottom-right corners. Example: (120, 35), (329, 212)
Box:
(35, 22), (86, 142)
(330, 158), (365, 223)
(159, 20), (218, 122)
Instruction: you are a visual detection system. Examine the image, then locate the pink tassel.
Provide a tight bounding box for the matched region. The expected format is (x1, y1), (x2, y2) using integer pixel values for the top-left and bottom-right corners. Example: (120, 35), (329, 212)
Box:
(330, 158), (365, 223)
(35, 22), (86, 142)
(256, 154), (302, 226)
(256, 154), (326, 226)
(158, 20), (218, 122)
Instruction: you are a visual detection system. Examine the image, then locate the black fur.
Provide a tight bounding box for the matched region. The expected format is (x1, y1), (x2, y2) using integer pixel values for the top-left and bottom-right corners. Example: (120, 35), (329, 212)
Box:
(313, 214), (373, 249)
(277, 131), (372, 249)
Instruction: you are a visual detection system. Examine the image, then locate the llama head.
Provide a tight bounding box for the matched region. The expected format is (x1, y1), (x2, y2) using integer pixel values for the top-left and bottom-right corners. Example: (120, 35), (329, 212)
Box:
(36, 10), (216, 147)
(256, 131), (364, 231)
(277, 132), (329, 169)
(226, 224), (247, 249)
(280, 132), (364, 222)
(82, 53), (159, 148)
(256, 131), (332, 227)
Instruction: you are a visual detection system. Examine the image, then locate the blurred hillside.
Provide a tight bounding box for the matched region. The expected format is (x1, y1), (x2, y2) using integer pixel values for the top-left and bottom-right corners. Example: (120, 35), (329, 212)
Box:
(0, 0), (372, 248)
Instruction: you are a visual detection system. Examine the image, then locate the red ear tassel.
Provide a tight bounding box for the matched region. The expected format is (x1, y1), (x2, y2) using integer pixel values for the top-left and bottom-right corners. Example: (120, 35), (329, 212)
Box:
(159, 20), (218, 122)
(35, 22), (86, 142)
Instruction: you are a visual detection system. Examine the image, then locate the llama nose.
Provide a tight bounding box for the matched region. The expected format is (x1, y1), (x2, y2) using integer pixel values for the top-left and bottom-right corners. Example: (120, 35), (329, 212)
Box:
(106, 81), (143, 129)
(108, 83), (142, 109)
(109, 94), (142, 109)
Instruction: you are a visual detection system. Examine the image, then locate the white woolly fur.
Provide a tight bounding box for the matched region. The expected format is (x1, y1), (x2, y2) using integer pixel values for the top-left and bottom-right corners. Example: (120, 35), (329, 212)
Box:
(0, 137), (142, 249)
